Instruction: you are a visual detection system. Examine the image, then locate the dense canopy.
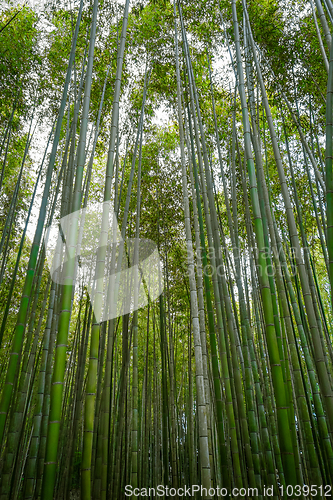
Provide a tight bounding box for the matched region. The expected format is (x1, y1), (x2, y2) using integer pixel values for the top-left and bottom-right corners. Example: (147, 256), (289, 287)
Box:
(0, 0), (333, 498)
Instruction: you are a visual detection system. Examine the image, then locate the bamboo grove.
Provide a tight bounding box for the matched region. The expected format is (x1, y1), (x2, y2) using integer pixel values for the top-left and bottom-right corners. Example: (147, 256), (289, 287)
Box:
(1, 0), (333, 498)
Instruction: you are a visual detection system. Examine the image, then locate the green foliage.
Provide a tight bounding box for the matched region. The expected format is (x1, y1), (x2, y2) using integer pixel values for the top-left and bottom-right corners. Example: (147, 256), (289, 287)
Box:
(0, 0), (332, 496)
(0, 6), (41, 124)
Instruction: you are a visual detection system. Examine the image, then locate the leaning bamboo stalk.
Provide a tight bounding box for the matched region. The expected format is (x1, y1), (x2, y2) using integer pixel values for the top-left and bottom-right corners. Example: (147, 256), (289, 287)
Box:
(41, 1), (99, 496)
(0, 121), (54, 347)
(181, 31), (244, 492)
(0, 0), (84, 450)
(285, 120), (333, 379)
(80, 61), (112, 500)
(314, 0), (332, 49)
(100, 72), (147, 500)
(0, 98), (17, 193)
(185, 124), (217, 483)
(244, 0), (333, 442)
(69, 61), (111, 490)
(0, 121), (56, 479)
(0, 115), (36, 286)
(23, 279), (58, 500)
(274, 219), (333, 481)
(187, 99), (243, 488)
(310, 0), (329, 73)
(91, 5), (129, 496)
(326, 36), (333, 312)
(231, 0), (298, 485)
(185, 24), (259, 493)
(174, 4), (211, 495)
(253, 41), (325, 191)
(209, 47), (266, 492)
(247, 63), (325, 487)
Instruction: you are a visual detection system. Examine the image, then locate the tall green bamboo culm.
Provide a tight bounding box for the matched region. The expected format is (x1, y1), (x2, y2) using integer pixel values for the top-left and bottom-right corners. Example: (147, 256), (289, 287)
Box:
(0, 0), (84, 450)
(231, 0), (298, 485)
(326, 36), (333, 310)
(41, 1), (99, 496)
